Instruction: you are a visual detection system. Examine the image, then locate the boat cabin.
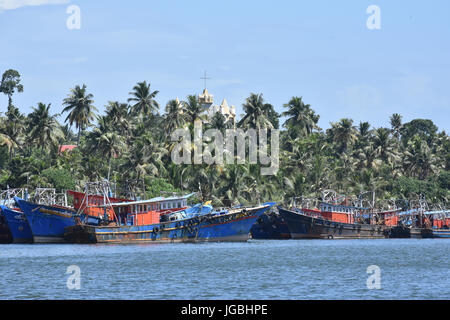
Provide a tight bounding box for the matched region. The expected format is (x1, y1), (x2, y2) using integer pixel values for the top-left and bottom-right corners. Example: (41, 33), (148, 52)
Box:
(425, 210), (450, 229)
(106, 194), (194, 226)
(68, 190), (130, 221)
(319, 202), (371, 224)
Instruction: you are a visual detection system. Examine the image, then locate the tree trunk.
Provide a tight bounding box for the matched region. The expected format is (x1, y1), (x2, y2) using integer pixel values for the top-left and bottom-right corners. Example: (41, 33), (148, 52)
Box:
(107, 156), (112, 182)
(77, 128), (81, 146)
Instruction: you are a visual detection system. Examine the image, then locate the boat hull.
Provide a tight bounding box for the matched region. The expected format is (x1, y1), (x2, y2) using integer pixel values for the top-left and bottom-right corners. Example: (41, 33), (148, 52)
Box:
(0, 213), (12, 243)
(278, 207), (388, 239)
(14, 197), (77, 243)
(65, 204), (274, 244)
(250, 212), (291, 239)
(432, 228), (450, 238)
(410, 228), (433, 239)
(387, 225), (411, 238)
(0, 205), (33, 243)
(388, 226), (437, 239)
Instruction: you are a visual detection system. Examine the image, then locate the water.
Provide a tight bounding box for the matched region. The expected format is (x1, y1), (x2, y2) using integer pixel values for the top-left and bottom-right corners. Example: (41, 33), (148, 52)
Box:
(0, 239), (448, 300)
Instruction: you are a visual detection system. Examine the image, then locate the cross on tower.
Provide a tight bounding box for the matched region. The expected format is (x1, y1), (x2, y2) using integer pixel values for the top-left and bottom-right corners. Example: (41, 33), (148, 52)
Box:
(200, 71), (211, 90)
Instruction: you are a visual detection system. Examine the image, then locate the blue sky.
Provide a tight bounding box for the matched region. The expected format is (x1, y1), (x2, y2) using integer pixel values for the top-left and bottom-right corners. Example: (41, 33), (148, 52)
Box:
(0, 0), (449, 132)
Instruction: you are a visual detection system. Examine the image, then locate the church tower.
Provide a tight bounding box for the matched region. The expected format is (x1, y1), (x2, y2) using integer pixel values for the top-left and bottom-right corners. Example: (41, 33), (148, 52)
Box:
(197, 71), (236, 124)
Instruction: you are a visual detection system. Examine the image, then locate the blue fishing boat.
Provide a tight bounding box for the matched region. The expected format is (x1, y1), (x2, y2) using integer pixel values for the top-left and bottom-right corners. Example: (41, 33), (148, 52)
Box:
(431, 228), (450, 238)
(14, 197), (83, 243)
(65, 201), (276, 244)
(0, 212), (12, 243)
(388, 208), (449, 239)
(426, 210), (450, 238)
(0, 205), (33, 243)
(14, 189), (196, 243)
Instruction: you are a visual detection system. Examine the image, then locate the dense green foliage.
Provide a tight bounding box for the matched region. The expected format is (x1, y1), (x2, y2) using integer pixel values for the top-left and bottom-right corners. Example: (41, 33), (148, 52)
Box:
(0, 69), (449, 207)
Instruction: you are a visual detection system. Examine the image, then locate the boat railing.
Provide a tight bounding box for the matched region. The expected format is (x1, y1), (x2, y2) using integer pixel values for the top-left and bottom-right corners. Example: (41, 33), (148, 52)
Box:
(293, 207), (382, 225)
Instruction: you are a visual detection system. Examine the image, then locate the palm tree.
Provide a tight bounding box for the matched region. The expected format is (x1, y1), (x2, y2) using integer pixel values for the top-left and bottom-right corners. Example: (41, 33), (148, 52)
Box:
(62, 84), (97, 145)
(85, 116), (126, 180)
(60, 124), (77, 144)
(164, 98), (186, 133)
(122, 133), (168, 181)
(27, 103), (63, 150)
(216, 164), (254, 206)
(372, 127), (399, 165)
(390, 113), (402, 139)
(0, 105), (26, 158)
(238, 93), (274, 130)
(183, 94), (204, 124)
(105, 101), (132, 136)
(328, 118), (358, 154)
(282, 96), (320, 138)
(283, 172), (307, 200)
(403, 134), (438, 180)
(128, 81), (159, 118)
(0, 132), (12, 152)
(181, 164), (220, 203)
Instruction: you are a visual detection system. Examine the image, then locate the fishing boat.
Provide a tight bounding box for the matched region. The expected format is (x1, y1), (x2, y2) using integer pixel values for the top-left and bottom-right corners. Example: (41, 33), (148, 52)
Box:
(0, 189), (31, 243)
(14, 196), (85, 243)
(12, 184), (125, 243)
(426, 209), (450, 238)
(15, 182), (195, 243)
(278, 206), (389, 239)
(386, 198), (448, 239)
(64, 198), (276, 243)
(0, 205), (33, 243)
(278, 191), (391, 239)
(0, 213), (12, 243)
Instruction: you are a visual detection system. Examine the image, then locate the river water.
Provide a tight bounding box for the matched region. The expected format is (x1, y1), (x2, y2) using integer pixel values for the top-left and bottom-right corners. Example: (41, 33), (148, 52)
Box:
(0, 239), (448, 300)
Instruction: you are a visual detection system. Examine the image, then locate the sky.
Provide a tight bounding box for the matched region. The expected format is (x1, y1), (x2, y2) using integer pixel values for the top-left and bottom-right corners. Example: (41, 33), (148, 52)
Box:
(0, 0), (449, 132)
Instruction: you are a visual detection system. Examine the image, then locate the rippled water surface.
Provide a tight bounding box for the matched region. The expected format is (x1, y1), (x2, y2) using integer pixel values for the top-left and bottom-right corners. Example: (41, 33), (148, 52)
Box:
(0, 239), (449, 299)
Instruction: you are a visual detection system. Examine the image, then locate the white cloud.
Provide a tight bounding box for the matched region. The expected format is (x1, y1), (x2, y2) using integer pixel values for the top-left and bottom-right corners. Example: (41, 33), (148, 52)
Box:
(0, 0), (69, 11)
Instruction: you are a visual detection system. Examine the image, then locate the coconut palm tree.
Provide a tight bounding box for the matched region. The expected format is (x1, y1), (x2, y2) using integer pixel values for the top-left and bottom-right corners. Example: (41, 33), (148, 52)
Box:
(60, 124), (77, 144)
(122, 132), (168, 182)
(164, 98), (186, 133)
(27, 103), (63, 151)
(0, 132), (12, 152)
(180, 164), (221, 203)
(328, 118), (358, 154)
(403, 134), (438, 180)
(216, 164), (254, 206)
(390, 113), (402, 140)
(0, 105), (26, 158)
(62, 84), (97, 145)
(85, 116), (126, 180)
(282, 96), (320, 139)
(128, 81), (160, 118)
(238, 93), (274, 130)
(183, 94), (204, 124)
(105, 101), (132, 137)
(372, 127), (399, 165)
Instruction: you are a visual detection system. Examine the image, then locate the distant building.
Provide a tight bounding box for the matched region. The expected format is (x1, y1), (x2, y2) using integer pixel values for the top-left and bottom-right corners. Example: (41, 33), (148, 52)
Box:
(198, 88), (236, 123)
